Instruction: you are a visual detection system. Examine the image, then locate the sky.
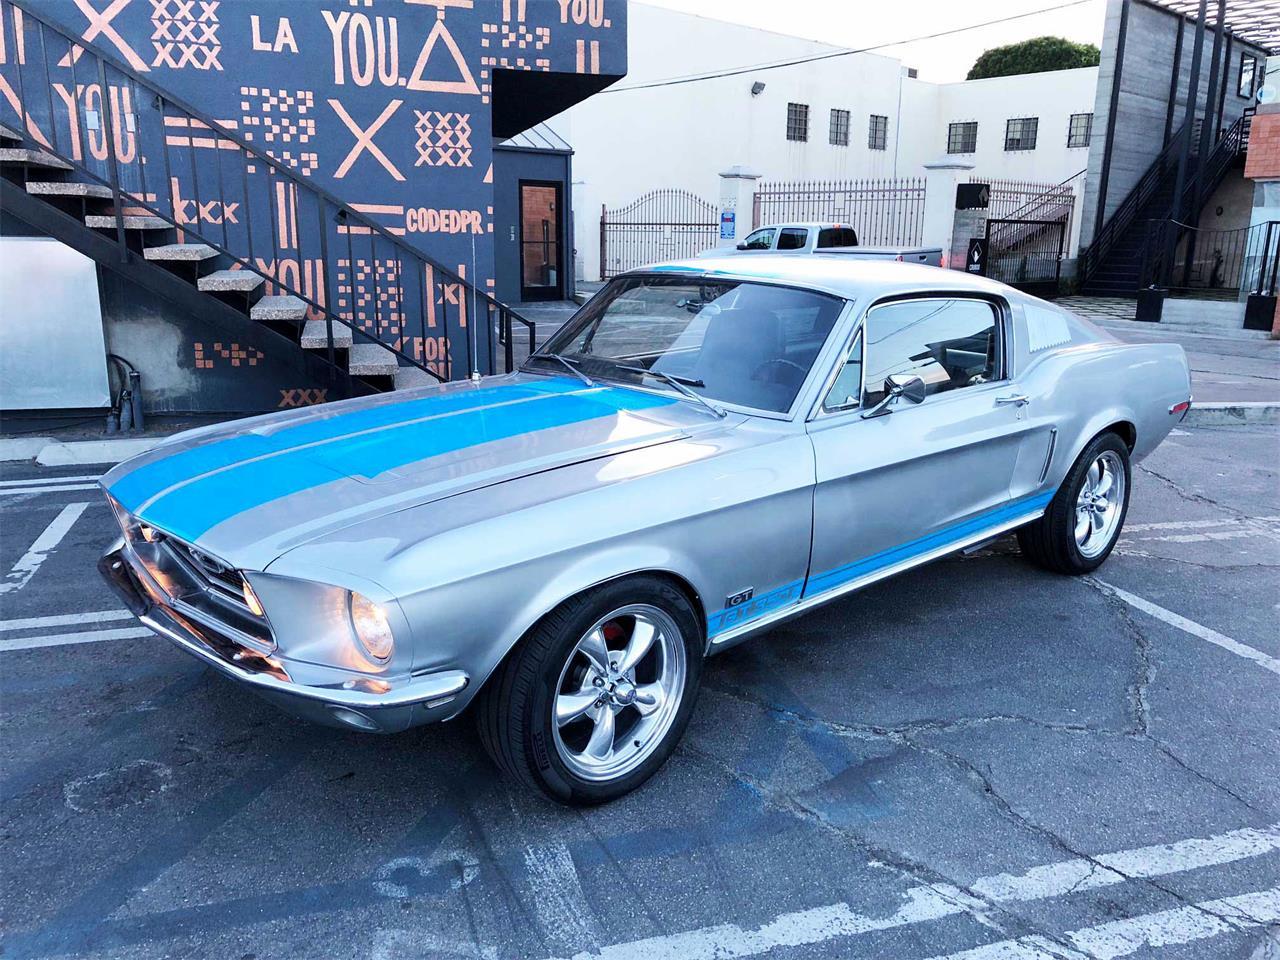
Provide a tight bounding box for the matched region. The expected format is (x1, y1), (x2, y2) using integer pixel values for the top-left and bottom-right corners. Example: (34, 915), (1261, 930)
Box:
(638, 0), (1108, 83)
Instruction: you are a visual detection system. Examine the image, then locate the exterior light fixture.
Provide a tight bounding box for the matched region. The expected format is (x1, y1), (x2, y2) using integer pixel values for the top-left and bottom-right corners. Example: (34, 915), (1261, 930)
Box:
(751, 81), (766, 96)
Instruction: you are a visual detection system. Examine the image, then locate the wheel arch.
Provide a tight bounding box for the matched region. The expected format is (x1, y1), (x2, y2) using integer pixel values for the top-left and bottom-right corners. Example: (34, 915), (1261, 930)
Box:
(461, 562), (710, 710)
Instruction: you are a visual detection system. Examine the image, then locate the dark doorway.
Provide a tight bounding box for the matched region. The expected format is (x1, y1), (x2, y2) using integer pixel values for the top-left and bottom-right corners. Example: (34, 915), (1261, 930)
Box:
(520, 180), (563, 301)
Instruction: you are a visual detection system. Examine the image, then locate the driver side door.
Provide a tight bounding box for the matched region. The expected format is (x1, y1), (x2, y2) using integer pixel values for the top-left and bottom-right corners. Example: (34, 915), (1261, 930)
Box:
(804, 295), (1041, 600)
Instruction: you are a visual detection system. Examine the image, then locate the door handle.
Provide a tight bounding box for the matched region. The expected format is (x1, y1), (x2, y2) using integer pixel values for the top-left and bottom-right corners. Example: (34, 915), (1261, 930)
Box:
(995, 394), (1030, 407)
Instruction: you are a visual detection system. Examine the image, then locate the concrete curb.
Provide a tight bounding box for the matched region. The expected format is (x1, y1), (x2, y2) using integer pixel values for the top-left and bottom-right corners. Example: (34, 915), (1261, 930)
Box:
(0, 437), (161, 465)
(1184, 402), (1280, 426)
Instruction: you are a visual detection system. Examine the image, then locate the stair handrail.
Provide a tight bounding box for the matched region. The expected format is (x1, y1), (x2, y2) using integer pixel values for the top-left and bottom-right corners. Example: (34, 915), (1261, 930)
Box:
(1080, 121), (1191, 283)
(5, 0), (535, 380)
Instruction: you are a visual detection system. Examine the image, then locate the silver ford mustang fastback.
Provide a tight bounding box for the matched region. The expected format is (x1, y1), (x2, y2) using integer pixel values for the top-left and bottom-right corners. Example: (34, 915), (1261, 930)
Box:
(99, 257), (1192, 803)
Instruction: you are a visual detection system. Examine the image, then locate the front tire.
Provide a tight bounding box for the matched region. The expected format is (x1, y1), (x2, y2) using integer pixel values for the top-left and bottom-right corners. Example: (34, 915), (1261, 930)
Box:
(1018, 431), (1131, 575)
(476, 576), (703, 805)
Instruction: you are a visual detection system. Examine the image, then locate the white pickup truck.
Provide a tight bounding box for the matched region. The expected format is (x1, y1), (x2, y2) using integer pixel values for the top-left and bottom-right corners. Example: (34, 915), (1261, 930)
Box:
(702, 222), (943, 266)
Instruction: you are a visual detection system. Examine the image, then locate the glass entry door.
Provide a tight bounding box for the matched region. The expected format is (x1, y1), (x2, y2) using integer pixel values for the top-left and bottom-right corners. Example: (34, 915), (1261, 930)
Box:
(520, 181), (563, 301)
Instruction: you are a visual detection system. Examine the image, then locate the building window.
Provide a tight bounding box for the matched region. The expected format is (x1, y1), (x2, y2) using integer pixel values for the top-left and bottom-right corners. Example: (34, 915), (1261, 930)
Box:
(868, 114), (888, 151)
(829, 108), (850, 146)
(1004, 117), (1039, 151)
(1067, 113), (1093, 148)
(947, 121), (978, 154)
(1239, 54), (1257, 99)
(786, 102), (809, 142)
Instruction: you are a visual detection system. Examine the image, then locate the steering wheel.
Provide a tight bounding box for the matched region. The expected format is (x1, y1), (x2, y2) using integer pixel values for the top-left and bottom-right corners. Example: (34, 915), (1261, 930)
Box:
(752, 358), (807, 381)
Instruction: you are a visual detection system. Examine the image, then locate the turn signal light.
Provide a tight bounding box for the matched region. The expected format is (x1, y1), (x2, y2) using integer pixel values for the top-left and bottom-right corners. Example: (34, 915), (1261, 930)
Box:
(241, 578), (266, 617)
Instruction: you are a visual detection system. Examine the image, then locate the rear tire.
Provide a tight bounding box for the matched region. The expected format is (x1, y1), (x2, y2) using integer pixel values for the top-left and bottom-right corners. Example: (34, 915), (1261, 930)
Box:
(475, 576), (703, 805)
(1018, 431), (1131, 575)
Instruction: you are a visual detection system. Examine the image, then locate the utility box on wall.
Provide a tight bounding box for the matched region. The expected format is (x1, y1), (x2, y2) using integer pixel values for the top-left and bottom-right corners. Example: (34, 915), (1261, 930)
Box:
(0, 237), (110, 410)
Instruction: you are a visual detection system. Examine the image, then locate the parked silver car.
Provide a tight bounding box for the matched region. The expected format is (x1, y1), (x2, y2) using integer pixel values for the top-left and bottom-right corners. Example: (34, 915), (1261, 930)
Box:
(99, 257), (1192, 803)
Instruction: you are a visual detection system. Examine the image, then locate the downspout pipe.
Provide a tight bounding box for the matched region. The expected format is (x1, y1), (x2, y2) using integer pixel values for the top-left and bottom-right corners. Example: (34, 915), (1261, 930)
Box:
(1093, 0), (1131, 246)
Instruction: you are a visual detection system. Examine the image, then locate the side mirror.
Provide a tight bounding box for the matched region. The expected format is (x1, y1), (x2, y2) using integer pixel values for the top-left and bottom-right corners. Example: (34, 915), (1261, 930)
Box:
(736, 243), (748, 251)
(888, 373), (927, 404)
(861, 374), (927, 419)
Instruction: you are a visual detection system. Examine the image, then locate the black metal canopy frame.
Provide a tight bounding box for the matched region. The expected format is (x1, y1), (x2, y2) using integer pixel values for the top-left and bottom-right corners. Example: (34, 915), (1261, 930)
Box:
(1147, 0), (1279, 54)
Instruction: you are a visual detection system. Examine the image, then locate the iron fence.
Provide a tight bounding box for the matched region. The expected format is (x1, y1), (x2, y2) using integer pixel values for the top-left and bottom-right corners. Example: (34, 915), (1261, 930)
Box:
(978, 174), (1080, 241)
(751, 177), (926, 246)
(599, 189), (718, 279)
(1141, 219), (1280, 296)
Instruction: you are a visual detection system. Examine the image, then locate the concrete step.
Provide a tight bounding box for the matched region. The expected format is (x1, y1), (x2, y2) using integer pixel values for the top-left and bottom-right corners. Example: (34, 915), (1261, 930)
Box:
(142, 243), (217, 262)
(0, 147), (72, 170)
(348, 342), (399, 377)
(300, 320), (352, 349)
(198, 269), (264, 293)
(26, 180), (113, 199)
(394, 365), (445, 390)
(250, 295), (306, 321)
(85, 214), (170, 231)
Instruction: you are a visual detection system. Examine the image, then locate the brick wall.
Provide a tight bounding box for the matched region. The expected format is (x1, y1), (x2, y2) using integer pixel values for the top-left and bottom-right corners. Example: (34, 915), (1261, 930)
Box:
(1244, 107), (1280, 180)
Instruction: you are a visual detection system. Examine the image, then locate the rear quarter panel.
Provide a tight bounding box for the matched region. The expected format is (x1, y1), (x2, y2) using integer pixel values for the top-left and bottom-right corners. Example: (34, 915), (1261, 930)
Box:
(1012, 296), (1190, 488)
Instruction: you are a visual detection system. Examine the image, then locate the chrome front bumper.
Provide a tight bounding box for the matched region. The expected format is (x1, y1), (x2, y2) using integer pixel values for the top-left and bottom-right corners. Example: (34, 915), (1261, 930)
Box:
(98, 540), (469, 732)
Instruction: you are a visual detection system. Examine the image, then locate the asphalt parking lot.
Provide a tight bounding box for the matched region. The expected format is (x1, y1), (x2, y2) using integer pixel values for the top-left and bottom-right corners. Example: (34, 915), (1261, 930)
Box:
(1, 423), (1277, 960)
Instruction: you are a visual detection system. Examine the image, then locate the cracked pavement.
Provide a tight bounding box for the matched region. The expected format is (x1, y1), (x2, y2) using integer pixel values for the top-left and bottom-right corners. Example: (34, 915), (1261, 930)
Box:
(1, 423), (1277, 959)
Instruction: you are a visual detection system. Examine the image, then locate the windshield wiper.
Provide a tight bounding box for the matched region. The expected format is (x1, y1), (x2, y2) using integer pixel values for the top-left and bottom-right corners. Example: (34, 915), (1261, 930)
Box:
(610, 363), (726, 418)
(529, 351), (594, 387)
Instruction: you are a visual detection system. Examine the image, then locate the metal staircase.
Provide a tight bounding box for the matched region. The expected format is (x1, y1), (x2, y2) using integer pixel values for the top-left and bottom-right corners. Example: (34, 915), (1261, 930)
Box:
(1079, 112), (1253, 297)
(0, 0), (534, 396)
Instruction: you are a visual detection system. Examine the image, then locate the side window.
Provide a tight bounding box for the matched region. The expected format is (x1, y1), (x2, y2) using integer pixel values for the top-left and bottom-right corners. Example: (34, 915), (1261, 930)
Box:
(777, 228), (808, 250)
(862, 298), (1001, 407)
(741, 228), (775, 250)
(817, 227), (858, 248)
(821, 334), (863, 412)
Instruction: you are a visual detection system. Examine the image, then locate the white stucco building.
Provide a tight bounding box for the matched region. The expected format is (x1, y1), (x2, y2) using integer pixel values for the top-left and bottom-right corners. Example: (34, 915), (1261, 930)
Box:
(546, 3), (1100, 281)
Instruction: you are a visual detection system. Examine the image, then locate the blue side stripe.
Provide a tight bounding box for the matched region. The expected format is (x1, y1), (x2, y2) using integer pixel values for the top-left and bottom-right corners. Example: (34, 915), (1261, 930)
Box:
(805, 490), (1055, 597)
(109, 378), (586, 510)
(707, 579), (805, 638)
(134, 387), (678, 543)
(707, 489), (1055, 638)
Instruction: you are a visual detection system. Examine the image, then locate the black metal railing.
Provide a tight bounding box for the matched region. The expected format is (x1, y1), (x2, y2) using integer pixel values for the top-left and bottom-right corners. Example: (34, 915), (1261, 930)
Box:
(1140, 219), (1280, 296)
(1079, 122), (1192, 283)
(0, 0), (534, 384)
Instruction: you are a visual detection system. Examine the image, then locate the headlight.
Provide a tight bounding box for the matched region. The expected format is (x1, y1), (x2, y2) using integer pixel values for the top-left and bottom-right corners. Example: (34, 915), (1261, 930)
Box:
(348, 591), (394, 662)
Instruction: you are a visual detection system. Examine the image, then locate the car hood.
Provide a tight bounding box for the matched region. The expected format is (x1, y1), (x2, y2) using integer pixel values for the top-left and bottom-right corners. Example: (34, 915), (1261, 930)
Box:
(101, 374), (711, 571)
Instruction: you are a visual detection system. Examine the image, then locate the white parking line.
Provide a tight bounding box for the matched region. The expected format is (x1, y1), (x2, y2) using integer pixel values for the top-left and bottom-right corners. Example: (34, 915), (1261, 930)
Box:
(1089, 579), (1280, 678)
(0, 483), (101, 497)
(0, 474), (100, 487)
(0, 610), (133, 632)
(927, 886), (1280, 959)
(0, 626), (153, 653)
(0, 502), (90, 595)
(547, 824), (1280, 960)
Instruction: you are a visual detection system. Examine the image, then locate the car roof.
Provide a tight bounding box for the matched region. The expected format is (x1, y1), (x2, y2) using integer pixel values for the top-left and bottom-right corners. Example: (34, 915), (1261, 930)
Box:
(623, 255), (1016, 302)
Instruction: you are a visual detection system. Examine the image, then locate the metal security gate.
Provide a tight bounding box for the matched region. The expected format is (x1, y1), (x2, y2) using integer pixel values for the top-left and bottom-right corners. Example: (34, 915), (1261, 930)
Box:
(751, 177), (926, 246)
(983, 218), (1066, 297)
(600, 190), (717, 278)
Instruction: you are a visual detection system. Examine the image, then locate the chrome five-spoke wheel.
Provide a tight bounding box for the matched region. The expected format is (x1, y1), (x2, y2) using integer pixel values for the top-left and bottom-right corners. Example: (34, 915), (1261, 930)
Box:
(552, 605), (686, 782)
(1075, 449), (1125, 559)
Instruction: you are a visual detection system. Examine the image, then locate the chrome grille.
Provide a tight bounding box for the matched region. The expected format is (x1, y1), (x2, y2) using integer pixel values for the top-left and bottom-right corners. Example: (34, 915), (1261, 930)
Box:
(163, 537), (249, 607)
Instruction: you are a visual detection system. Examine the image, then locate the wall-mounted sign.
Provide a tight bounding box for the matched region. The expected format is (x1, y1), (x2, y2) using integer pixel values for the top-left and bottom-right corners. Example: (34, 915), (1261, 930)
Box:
(720, 210), (736, 239)
(956, 183), (990, 210)
(966, 237), (987, 275)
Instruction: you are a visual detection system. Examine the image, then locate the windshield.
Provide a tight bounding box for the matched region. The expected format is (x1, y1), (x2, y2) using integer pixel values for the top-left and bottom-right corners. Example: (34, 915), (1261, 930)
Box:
(532, 276), (845, 413)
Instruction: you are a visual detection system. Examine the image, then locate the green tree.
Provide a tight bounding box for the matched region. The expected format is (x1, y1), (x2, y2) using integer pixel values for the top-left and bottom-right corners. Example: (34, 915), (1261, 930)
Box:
(966, 36), (1101, 80)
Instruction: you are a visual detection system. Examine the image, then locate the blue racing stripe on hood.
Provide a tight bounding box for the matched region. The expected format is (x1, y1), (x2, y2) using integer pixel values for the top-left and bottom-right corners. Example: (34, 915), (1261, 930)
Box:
(133, 386), (678, 543)
(108, 378), (586, 511)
